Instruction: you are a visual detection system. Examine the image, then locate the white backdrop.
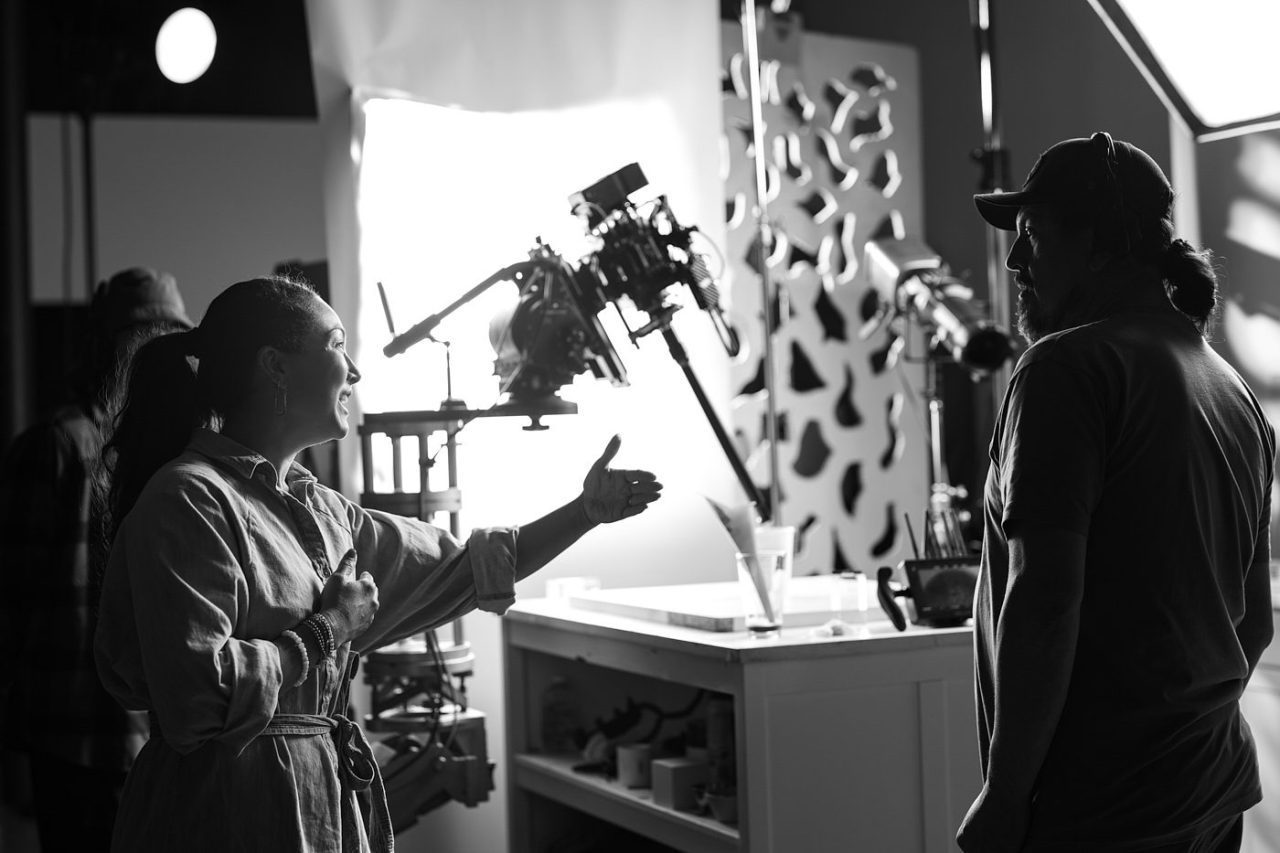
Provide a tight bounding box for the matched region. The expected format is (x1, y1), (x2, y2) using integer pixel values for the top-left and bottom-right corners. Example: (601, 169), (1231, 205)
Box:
(305, 3), (732, 851)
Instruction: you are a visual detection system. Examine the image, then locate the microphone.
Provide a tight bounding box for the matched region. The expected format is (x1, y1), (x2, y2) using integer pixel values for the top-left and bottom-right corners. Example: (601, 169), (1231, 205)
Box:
(864, 236), (1012, 374)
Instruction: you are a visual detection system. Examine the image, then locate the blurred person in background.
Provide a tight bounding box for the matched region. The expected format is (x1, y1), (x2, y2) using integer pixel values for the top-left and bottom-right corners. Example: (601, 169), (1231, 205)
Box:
(0, 267), (193, 851)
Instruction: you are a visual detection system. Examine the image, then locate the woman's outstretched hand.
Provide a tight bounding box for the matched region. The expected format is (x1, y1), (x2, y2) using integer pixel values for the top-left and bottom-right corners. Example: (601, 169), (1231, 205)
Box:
(581, 435), (662, 525)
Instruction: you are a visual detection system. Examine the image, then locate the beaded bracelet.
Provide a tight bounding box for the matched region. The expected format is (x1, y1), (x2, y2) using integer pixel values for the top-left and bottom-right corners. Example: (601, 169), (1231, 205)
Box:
(279, 629), (310, 688)
(314, 613), (336, 657)
(313, 611), (338, 654)
(300, 613), (336, 660)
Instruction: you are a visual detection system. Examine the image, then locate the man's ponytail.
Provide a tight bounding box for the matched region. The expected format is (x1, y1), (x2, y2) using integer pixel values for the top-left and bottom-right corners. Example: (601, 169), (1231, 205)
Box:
(1162, 238), (1220, 335)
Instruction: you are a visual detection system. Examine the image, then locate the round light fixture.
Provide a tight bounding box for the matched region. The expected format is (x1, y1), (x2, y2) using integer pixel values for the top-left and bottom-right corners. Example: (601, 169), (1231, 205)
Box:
(155, 8), (217, 85)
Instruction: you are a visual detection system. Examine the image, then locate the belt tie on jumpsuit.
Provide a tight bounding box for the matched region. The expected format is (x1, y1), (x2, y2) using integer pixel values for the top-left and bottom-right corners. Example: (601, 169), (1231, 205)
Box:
(262, 713), (395, 853)
(149, 711), (395, 852)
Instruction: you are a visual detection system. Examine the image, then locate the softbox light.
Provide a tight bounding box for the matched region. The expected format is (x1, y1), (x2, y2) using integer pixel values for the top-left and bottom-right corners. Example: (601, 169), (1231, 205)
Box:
(1089, 0), (1280, 141)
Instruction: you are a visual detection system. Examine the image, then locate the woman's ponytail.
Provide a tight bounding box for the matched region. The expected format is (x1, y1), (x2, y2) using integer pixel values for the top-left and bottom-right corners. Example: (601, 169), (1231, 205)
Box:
(104, 328), (209, 541)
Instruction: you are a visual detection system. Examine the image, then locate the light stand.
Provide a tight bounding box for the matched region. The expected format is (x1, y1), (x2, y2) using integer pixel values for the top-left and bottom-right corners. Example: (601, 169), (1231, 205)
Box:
(741, 0), (783, 525)
(969, 0), (1014, 401)
(923, 354), (949, 503)
(920, 348), (973, 553)
(864, 236), (1013, 553)
(357, 273), (587, 826)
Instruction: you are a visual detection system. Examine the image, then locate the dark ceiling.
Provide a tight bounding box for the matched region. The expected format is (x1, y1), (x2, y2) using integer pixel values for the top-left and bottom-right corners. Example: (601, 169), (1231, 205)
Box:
(23, 0), (316, 118)
(18, 1), (803, 119)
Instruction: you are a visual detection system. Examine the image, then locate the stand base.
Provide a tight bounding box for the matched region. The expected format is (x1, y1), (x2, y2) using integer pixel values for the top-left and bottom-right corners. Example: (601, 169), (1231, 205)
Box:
(375, 709), (494, 830)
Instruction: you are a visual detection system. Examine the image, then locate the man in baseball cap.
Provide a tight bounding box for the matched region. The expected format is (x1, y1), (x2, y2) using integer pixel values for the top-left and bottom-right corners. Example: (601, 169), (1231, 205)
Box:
(974, 133), (1197, 344)
(959, 135), (1274, 853)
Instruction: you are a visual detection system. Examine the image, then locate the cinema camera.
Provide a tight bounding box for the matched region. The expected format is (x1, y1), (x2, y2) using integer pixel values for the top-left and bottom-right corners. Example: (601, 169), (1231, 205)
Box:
(562, 162), (739, 356)
(385, 163), (768, 516)
(385, 163), (737, 401)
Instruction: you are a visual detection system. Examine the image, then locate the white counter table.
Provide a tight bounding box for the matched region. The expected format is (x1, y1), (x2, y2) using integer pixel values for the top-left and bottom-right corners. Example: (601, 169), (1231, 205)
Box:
(504, 581), (1280, 852)
(502, 578), (980, 853)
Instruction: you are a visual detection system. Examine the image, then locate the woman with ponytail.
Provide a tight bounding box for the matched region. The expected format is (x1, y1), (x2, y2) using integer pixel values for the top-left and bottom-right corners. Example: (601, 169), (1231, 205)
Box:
(95, 275), (662, 852)
(956, 135), (1276, 853)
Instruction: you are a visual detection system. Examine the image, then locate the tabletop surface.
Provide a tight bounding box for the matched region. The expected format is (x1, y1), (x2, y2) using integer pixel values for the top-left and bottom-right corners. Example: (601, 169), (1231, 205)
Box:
(507, 577), (974, 663)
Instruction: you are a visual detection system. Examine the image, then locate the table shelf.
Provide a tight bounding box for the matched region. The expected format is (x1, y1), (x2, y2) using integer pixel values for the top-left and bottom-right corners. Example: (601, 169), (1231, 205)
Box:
(513, 753), (738, 853)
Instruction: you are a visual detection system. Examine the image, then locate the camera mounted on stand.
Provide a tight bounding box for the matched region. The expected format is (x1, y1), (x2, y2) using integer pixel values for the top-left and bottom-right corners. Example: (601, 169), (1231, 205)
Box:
(386, 162), (768, 516)
(548, 163), (766, 515)
(364, 164), (776, 829)
(384, 163), (741, 419)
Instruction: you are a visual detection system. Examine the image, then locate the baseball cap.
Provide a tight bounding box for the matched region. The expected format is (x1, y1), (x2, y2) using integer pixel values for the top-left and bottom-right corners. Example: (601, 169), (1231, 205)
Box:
(92, 267), (193, 337)
(974, 133), (1173, 232)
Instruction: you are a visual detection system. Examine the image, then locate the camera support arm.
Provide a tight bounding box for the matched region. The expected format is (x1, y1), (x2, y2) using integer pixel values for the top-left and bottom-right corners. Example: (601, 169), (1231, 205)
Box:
(384, 261), (537, 359)
(658, 324), (771, 523)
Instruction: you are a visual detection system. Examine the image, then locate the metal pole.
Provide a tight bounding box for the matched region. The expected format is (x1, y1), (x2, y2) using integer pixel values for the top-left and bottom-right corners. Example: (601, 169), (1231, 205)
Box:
(924, 356), (947, 493)
(0, 0), (30, 445)
(661, 326), (769, 518)
(444, 423), (466, 647)
(80, 111), (97, 297)
(970, 0), (1012, 402)
(742, 0), (782, 526)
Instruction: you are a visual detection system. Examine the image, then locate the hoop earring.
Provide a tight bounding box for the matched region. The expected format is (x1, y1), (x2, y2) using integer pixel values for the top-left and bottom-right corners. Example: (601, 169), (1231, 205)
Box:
(274, 383), (288, 416)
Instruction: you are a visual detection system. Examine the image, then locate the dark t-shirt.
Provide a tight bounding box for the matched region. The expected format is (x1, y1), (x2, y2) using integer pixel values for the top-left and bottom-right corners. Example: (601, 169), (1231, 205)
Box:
(976, 309), (1276, 851)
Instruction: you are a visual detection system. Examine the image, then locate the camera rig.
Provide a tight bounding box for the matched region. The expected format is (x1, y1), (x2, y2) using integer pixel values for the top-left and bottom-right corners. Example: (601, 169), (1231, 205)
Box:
(384, 163), (769, 518)
(564, 162), (739, 356)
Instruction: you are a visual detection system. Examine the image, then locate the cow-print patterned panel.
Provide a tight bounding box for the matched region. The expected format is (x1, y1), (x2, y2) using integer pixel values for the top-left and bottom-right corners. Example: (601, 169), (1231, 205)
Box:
(721, 23), (927, 577)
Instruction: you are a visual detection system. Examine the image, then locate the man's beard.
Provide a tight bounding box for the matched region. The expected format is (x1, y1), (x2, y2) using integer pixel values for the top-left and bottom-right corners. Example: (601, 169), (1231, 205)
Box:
(1016, 290), (1048, 343)
(1018, 282), (1100, 343)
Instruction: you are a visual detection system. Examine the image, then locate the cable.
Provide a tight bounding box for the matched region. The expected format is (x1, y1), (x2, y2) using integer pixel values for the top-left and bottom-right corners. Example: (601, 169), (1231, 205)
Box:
(601, 689), (708, 745)
(421, 629), (445, 750)
(691, 228), (729, 283)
